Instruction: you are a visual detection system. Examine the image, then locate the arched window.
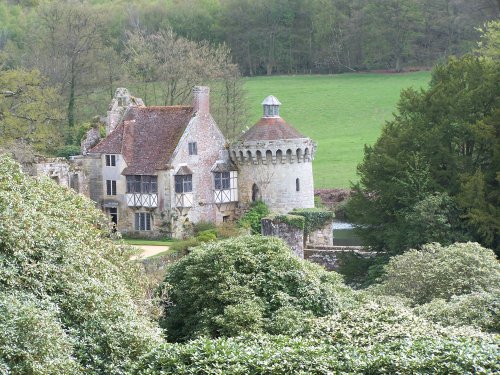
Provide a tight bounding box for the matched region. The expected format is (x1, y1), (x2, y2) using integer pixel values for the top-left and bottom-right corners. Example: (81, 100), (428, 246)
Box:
(276, 149), (283, 163)
(256, 150), (262, 163)
(266, 150), (273, 163)
(296, 178), (300, 192)
(296, 148), (302, 162)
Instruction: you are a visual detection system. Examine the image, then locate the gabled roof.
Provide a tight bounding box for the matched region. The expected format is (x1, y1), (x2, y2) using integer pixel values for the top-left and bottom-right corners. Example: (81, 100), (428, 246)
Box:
(238, 116), (306, 142)
(90, 106), (194, 175)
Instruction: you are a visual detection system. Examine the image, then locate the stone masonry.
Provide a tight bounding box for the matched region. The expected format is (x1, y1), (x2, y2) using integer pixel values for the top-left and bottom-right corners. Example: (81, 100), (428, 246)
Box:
(261, 215), (304, 258)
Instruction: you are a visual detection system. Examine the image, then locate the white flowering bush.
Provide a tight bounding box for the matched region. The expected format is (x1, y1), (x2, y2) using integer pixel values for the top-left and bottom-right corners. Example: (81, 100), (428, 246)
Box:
(135, 296), (499, 373)
(0, 155), (162, 374)
(370, 242), (500, 305)
(133, 331), (499, 374)
(416, 292), (500, 332)
(0, 292), (78, 374)
(161, 235), (356, 342)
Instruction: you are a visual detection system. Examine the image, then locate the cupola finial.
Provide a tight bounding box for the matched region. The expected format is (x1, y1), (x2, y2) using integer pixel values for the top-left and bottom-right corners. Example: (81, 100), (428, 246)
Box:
(262, 95), (281, 118)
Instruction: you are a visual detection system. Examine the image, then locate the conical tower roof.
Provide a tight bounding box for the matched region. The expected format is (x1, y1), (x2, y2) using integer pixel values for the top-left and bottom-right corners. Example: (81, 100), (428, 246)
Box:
(239, 96), (306, 142)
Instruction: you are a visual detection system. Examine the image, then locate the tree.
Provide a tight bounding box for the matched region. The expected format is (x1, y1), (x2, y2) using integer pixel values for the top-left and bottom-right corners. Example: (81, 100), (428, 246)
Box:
(362, 0), (420, 71)
(347, 55), (500, 253)
(0, 68), (64, 153)
(125, 28), (248, 139)
(0, 155), (162, 374)
(477, 20), (500, 59)
(26, 2), (106, 130)
(161, 235), (354, 342)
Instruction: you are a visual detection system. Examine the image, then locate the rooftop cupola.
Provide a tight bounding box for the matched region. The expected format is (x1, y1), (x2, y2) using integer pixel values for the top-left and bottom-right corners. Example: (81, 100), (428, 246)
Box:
(262, 95), (281, 118)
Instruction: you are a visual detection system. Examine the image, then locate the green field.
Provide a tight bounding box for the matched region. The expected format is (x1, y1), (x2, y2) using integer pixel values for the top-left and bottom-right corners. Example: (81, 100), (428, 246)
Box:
(244, 72), (431, 188)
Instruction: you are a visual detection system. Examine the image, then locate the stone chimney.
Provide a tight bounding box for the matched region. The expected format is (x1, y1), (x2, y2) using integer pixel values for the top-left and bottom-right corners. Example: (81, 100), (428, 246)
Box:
(193, 86), (210, 114)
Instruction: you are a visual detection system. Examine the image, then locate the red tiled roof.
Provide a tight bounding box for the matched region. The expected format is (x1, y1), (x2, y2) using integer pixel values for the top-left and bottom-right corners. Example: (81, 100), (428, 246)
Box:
(239, 116), (306, 142)
(89, 106), (194, 175)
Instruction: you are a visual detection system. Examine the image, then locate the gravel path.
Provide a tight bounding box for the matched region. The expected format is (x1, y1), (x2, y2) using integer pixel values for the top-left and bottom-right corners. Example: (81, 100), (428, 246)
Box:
(131, 245), (169, 260)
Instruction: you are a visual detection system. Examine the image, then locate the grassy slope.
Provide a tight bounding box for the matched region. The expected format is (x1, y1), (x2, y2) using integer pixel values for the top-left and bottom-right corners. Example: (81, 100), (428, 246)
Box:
(244, 72), (430, 188)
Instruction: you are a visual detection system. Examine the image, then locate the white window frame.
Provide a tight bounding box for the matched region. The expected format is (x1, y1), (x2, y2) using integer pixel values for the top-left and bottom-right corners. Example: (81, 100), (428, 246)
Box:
(175, 174), (193, 193)
(188, 142), (197, 155)
(106, 180), (117, 195)
(105, 154), (117, 167)
(134, 212), (152, 231)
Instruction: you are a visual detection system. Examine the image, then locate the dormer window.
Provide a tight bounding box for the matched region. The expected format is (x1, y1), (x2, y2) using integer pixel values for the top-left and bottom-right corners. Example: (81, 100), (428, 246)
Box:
(262, 95), (281, 117)
(211, 162), (238, 204)
(175, 175), (192, 193)
(214, 171), (230, 190)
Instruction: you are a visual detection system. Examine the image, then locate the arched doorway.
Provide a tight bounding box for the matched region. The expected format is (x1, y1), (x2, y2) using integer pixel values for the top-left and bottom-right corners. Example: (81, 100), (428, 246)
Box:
(252, 183), (260, 202)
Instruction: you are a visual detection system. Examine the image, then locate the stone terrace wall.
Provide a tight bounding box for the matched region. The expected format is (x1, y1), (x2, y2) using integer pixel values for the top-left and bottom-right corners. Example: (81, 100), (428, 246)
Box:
(262, 215), (304, 258)
(308, 221), (334, 246)
(304, 247), (375, 271)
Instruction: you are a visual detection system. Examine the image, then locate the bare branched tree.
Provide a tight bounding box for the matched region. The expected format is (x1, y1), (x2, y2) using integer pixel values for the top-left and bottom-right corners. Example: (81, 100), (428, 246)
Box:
(125, 29), (248, 139)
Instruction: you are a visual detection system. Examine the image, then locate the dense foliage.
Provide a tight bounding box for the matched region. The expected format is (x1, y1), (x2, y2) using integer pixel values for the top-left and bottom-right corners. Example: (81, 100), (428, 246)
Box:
(1, 157), (499, 372)
(371, 242), (500, 305)
(161, 236), (355, 342)
(136, 300), (500, 374)
(0, 155), (161, 374)
(238, 200), (270, 234)
(416, 292), (500, 333)
(347, 55), (500, 253)
(4, 0), (495, 76)
(0, 69), (64, 153)
(290, 208), (335, 237)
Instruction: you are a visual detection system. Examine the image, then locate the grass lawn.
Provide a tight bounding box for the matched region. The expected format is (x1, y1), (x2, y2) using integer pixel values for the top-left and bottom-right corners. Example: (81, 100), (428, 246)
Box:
(244, 72), (431, 188)
(121, 238), (175, 246)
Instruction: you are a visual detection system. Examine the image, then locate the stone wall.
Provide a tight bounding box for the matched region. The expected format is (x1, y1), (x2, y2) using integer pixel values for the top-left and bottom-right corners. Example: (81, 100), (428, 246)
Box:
(261, 215), (304, 258)
(308, 221), (334, 246)
(106, 88), (144, 135)
(304, 247), (375, 271)
(230, 138), (316, 213)
(35, 158), (71, 187)
(34, 156), (94, 200)
(167, 91), (235, 238)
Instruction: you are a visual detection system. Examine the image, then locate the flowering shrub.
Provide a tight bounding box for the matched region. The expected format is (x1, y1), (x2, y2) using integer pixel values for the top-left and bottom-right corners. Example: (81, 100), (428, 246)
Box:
(0, 155), (161, 374)
(370, 242), (500, 305)
(161, 235), (355, 342)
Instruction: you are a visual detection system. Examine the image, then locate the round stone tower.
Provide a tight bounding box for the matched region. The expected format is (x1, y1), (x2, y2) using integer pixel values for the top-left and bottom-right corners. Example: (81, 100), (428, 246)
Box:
(230, 95), (316, 213)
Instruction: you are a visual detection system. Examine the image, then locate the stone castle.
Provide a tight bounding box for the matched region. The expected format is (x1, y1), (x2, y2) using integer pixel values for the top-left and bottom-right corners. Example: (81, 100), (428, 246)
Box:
(35, 87), (317, 239)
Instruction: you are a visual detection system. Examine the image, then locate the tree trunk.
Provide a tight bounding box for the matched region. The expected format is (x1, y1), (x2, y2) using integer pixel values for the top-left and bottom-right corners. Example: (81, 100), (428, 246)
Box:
(247, 44), (253, 76)
(68, 67), (75, 130)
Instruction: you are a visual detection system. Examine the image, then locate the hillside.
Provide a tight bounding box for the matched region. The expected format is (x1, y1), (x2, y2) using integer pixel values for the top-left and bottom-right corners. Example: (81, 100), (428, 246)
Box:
(244, 72), (431, 188)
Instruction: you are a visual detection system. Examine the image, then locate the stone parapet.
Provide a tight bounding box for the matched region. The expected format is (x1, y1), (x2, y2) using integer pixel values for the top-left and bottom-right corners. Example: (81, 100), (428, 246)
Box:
(304, 247), (376, 271)
(230, 138), (316, 166)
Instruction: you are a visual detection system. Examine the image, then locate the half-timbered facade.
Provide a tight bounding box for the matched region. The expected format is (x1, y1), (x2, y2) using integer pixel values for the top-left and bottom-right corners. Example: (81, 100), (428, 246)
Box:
(87, 86), (237, 238)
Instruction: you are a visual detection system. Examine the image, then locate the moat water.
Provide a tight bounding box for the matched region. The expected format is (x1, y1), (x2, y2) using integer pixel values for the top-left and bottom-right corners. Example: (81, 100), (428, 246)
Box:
(332, 221), (363, 246)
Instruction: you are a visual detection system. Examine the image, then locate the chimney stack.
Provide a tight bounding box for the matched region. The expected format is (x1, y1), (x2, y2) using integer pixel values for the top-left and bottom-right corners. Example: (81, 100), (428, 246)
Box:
(193, 86), (210, 114)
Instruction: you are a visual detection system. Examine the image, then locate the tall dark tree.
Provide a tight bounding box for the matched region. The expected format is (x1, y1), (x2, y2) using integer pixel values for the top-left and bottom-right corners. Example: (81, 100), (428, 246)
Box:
(347, 55), (500, 254)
